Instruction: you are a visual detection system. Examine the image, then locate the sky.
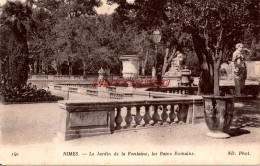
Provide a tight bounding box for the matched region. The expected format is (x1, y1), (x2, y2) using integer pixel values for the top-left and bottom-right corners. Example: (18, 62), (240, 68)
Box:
(0, 0), (119, 14)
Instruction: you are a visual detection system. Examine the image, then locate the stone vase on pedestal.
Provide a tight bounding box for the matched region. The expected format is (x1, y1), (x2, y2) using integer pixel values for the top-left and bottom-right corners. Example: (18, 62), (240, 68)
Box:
(203, 95), (234, 138)
(180, 68), (193, 86)
(119, 55), (140, 79)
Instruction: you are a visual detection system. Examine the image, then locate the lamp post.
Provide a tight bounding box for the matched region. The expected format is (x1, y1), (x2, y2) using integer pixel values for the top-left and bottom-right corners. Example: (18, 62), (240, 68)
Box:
(152, 29), (162, 78)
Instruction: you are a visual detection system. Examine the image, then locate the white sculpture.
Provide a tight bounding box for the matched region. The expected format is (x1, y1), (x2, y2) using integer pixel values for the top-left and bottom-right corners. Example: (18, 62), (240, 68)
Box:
(164, 51), (185, 77)
(152, 67), (156, 78)
(232, 43), (248, 96)
(173, 51), (185, 71)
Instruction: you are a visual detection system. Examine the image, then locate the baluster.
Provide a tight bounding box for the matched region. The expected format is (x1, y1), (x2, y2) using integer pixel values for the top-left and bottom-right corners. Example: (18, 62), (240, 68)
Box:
(134, 106), (142, 128)
(143, 105), (151, 127)
(115, 107), (123, 130)
(152, 105), (160, 126)
(110, 107), (115, 133)
(169, 104), (177, 124)
(174, 105), (179, 122)
(124, 106), (133, 129)
(161, 105), (168, 125)
(177, 104), (188, 124)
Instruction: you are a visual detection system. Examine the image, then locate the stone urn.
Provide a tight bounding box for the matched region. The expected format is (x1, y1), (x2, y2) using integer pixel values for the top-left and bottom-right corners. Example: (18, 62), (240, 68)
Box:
(119, 55), (140, 79)
(180, 67), (193, 86)
(203, 95), (234, 138)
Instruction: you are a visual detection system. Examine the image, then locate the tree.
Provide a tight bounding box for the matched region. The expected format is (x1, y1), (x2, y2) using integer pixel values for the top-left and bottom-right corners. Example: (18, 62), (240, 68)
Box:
(54, 17), (101, 77)
(27, 0), (103, 75)
(109, 0), (193, 76)
(176, 0), (259, 95)
(27, 7), (56, 74)
(0, 0), (35, 90)
(109, 0), (260, 95)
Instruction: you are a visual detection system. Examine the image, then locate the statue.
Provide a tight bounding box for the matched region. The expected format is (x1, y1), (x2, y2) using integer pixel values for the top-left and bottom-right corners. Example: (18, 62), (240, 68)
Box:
(29, 64), (33, 73)
(173, 51), (185, 71)
(98, 67), (105, 80)
(232, 43), (247, 96)
(152, 67), (156, 78)
(164, 51), (185, 77)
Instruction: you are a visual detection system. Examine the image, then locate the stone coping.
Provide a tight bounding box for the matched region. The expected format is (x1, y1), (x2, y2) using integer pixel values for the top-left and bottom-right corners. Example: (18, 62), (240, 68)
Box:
(162, 76), (181, 79)
(132, 90), (198, 98)
(202, 95), (235, 99)
(53, 84), (197, 98)
(119, 55), (140, 60)
(59, 95), (203, 109)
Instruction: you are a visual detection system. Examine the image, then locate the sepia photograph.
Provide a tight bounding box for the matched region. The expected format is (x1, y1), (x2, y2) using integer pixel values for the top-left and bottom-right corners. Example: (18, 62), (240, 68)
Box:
(0, 0), (259, 165)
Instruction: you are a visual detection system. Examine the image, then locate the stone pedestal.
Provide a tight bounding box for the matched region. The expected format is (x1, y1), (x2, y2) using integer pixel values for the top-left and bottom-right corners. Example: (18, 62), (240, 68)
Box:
(162, 76), (180, 87)
(180, 68), (193, 86)
(58, 101), (114, 141)
(119, 55), (140, 79)
(163, 60), (181, 87)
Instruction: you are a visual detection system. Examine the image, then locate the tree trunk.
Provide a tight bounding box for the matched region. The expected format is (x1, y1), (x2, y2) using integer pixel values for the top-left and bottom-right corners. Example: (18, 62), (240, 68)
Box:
(82, 61), (87, 78)
(213, 62), (220, 95)
(69, 64), (73, 75)
(141, 48), (148, 75)
(198, 65), (214, 95)
(55, 48), (61, 75)
(191, 32), (214, 95)
(36, 56), (40, 73)
(57, 61), (61, 75)
(161, 47), (170, 76)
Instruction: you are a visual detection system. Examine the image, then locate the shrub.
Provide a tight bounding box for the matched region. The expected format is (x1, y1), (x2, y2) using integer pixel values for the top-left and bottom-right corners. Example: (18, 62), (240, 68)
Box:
(0, 83), (63, 104)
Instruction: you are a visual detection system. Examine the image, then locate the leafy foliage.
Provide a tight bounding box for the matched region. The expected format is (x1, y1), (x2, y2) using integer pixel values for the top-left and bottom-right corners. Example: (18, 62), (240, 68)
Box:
(1, 0), (259, 96)
(0, 1), (34, 90)
(109, 0), (260, 94)
(0, 83), (63, 104)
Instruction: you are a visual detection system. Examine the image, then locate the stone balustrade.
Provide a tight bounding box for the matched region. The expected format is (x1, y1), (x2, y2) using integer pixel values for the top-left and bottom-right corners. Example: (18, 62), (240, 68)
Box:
(28, 75), (84, 80)
(51, 84), (125, 99)
(51, 82), (259, 98)
(58, 96), (202, 141)
(147, 87), (198, 95)
(147, 84), (260, 97)
(86, 89), (99, 96)
(50, 84), (202, 99)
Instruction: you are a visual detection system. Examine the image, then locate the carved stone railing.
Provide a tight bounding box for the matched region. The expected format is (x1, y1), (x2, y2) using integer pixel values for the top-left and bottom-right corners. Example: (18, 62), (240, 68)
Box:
(146, 84), (260, 97)
(106, 86), (117, 92)
(86, 89), (99, 96)
(110, 92), (124, 99)
(28, 75), (84, 80)
(57, 83), (117, 90)
(219, 84), (260, 96)
(50, 84), (201, 100)
(147, 87), (198, 95)
(50, 84), (126, 99)
(58, 96), (202, 141)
